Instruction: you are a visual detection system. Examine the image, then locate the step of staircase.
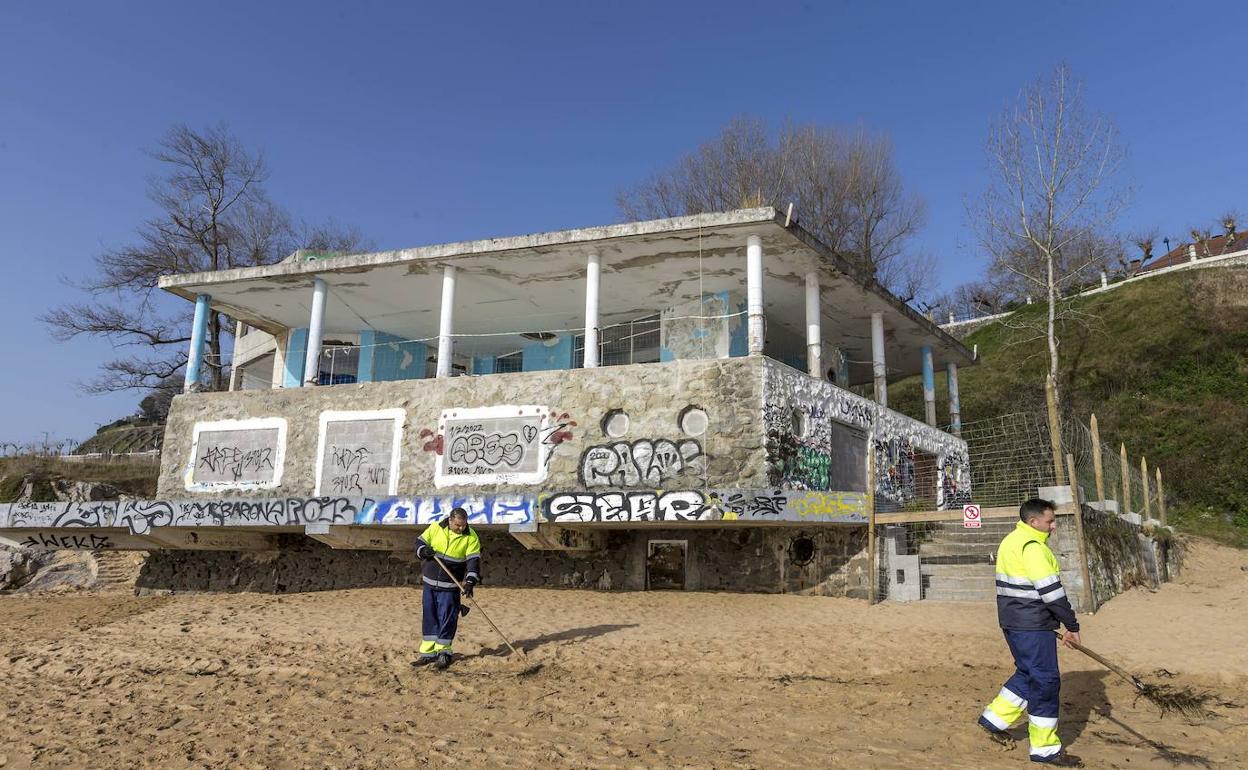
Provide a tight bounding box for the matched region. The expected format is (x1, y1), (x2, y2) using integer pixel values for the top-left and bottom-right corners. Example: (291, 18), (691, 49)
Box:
(915, 543), (998, 557)
(920, 562), (996, 577)
(92, 552), (145, 591)
(921, 587), (998, 603)
(926, 575), (995, 591)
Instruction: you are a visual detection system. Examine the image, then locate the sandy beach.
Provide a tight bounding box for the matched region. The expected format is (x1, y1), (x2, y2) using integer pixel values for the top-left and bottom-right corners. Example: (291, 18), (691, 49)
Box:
(1, 539), (1244, 769)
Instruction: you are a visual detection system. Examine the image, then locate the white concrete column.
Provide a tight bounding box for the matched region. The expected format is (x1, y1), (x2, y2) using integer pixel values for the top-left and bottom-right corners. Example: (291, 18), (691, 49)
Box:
(746, 234), (764, 354)
(302, 277), (327, 387)
(947, 362), (962, 436)
(436, 265), (456, 378)
(871, 311), (887, 407)
(583, 252), (600, 368)
(804, 271), (822, 377)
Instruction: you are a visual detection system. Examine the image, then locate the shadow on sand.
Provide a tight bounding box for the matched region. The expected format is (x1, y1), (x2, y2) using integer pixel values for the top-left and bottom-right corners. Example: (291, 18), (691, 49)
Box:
(472, 623), (639, 658)
(1065, 669), (1214, 768)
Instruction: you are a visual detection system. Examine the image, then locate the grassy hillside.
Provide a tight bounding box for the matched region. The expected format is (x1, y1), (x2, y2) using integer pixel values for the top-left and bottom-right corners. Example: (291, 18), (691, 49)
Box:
(891, 266), (1248, 545)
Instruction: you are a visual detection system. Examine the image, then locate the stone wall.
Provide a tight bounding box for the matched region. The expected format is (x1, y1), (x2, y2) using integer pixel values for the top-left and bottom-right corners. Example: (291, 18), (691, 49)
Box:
(1080, 508), (1183, 607)
(159, 358), (767, 499)
(137, 525), (870, 596)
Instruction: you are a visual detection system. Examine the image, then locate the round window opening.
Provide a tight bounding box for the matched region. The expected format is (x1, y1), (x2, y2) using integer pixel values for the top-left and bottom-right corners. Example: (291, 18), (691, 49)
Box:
(790, 408), (808, 438)
(601, 409), (630, 438)
(788, 536), (817, 566)
(678, 405), (709, 436)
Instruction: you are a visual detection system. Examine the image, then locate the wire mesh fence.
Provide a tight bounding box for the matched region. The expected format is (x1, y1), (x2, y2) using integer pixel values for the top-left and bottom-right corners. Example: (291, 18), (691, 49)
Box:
(957, 412), (1060, 509)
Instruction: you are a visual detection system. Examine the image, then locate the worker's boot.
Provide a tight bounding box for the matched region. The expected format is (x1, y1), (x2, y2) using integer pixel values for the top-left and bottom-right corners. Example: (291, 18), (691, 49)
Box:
(976, 717), (1012, 748)
(1033, 752), (1082, 767)
(412, 655), (438, 668)
(434, 652), (454, 670)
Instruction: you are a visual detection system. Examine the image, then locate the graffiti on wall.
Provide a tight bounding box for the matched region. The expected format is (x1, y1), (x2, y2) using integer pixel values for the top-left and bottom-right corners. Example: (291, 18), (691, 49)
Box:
(185, 418), (286, 491)
(579, 439), (705, 487)
(763, 361), (971, 508)
(432, 405), (559, 487)
(0, 497), (362, 536)
(18, 532), (115, 550)
(544, 488), (866, 523)
(938, 450), (972, 509)
(316, 410), (404, 496)
(762, 403), (834, 491)
(355, 495), (534, 526)
(874, 437), (918, 506)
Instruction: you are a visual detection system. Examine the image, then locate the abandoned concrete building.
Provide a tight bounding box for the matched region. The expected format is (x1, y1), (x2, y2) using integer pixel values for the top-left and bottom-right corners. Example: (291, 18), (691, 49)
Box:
(0, 208), (979, 595)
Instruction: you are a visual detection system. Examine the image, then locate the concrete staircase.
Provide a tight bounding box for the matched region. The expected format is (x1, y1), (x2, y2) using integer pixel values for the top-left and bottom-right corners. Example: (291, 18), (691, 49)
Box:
(918, 520), (1012, 602)
(92, 551), (146, 592)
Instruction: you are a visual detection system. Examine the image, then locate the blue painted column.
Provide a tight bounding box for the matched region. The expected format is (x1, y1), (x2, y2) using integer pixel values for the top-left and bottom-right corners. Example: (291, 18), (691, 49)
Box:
(358, 330), (376, 382)
(183, 293), (211, 392)
(921, 345), (937, 427)
(947, 362), (962, 436)
(283, 329), (308, 388)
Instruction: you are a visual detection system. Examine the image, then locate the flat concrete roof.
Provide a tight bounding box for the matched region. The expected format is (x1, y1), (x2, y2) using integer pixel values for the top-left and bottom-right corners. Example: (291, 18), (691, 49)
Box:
(158, 208), (974, 383)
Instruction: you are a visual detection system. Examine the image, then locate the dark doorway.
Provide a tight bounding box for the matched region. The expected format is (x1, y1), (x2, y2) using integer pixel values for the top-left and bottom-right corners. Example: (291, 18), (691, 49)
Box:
(646, 540), (687, 590)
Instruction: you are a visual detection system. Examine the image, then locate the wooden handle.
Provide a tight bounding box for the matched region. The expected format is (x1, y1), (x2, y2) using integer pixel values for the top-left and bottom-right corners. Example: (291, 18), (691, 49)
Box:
(1054, 631), (1144, 691)
(432, 554), (526, 659)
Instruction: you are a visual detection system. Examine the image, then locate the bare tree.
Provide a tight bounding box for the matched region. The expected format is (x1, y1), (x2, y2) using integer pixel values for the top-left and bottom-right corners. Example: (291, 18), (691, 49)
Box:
(1124, 228), (1158, 276)
(617, 116), (931, 301)
(975, 64), (1127, 410)
(43, 124), (370, 395)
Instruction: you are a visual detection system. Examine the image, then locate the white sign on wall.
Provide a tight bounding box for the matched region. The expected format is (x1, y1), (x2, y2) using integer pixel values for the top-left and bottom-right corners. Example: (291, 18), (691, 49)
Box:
(315, 409), (405, 496)
(962, 504), (982, 528)
(435, 405), (550, 487)
(185, 417), (287, 491)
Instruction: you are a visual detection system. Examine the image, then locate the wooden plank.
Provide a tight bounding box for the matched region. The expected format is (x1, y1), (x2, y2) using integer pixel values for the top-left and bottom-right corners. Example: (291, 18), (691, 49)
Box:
(1090, 414), (1107, 506)
(874, 506), (1018, 525)
(1067, 452), (1095, 612)
(1156, 468), (1167, 526)
(1120, 443), (1132, 514)
(867, 449), (877, 604)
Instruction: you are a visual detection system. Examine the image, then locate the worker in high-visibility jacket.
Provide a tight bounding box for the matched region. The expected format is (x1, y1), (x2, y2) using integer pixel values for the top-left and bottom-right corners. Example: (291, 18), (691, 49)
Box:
(979, 498), (1083, 766)
(413, 507), (481, 671)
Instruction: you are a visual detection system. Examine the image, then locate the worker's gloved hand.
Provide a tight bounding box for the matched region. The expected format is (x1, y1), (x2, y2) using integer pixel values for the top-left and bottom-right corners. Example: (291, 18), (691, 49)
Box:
(416, 544), (435, 562)
(463, 576), (478, 598)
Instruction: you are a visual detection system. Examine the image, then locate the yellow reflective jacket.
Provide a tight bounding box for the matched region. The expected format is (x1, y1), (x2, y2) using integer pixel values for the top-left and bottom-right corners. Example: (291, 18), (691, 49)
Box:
(416, 519), (481, 590)
(995, 521), (1079, 632)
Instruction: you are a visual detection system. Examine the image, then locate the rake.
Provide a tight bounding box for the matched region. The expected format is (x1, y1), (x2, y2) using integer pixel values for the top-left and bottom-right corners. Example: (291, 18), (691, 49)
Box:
(1056, 631), (1210, 719)
(433, 555), (543, 676)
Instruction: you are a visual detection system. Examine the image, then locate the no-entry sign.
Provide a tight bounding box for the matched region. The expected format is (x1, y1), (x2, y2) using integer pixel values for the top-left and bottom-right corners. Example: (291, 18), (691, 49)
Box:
(962, 504), (982, 528)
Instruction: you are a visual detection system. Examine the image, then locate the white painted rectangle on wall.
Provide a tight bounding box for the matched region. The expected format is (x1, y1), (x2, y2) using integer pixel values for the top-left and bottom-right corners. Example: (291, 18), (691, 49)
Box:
(435, 405), (550, 487)
(315, 409), (405, 496)
(185, 418), (287, 492)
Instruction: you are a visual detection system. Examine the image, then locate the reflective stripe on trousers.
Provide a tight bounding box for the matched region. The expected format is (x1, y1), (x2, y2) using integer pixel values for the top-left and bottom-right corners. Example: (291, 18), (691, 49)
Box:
(980, 628), (1063, 760)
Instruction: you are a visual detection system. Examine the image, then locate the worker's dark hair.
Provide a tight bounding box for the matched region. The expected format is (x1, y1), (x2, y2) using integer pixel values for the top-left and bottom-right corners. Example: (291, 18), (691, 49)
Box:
(448, 507), (468, 521)
(1019, 498), (1055, 522)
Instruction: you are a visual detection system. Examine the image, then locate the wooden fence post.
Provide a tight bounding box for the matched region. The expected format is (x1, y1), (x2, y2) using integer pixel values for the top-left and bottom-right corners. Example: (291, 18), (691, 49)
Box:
(1046, 376), (1067, 485)
(1119, 443), (1132, 514)
(1089, 414), (1106, 509)
(1066, 452), (1095, 611)
(867, 449), (878, 604)
(1140, 456), (1152, 520)
(1155, 468), (1167, 526)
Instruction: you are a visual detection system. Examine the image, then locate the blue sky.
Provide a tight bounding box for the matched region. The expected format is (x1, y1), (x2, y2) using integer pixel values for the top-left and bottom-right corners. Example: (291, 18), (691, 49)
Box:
(2, 1), (1245, 443)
